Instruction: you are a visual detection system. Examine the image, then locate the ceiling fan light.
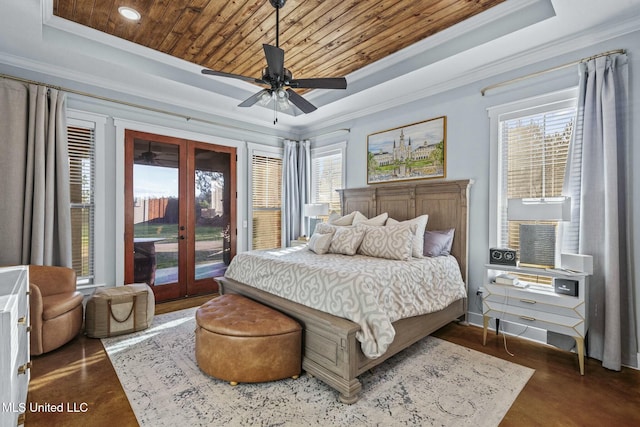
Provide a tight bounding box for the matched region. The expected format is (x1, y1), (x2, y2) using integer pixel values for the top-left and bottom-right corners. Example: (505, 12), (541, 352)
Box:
(258, 91), (273, 106)
(276, 88), (288, 100)
(275, 88), (290, 108)
(118, 6), (141, 21)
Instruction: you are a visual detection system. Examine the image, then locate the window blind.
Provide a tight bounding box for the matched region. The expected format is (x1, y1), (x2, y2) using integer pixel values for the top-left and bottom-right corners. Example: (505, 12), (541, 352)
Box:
(498, 104), (575, 283)
(252, 154), (282, 249)
(68, 124), (95, 284)
(311, 151), (343, 216)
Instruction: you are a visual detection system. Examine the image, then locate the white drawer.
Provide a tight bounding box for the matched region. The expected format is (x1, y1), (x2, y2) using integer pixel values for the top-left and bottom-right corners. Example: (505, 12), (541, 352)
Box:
(1, 266), (30, 427)
(484, 301), (586, 337)
(484, 293), (584, 319)
(484, 283), (586, 318)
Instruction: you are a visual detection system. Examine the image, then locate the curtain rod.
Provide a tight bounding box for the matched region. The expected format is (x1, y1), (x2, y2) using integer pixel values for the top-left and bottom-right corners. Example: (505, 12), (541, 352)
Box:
(0, 72), (323, 139)
(480, 48), (626, 96)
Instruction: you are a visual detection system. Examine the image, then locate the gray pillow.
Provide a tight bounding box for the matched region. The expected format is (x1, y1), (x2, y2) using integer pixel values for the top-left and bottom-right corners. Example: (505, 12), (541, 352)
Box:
(423, 229), (455, 257)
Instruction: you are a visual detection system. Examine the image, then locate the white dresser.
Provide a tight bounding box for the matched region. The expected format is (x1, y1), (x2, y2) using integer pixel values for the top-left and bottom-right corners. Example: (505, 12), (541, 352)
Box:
(0, 266), (30, 427)
(482, 263), (589, 375)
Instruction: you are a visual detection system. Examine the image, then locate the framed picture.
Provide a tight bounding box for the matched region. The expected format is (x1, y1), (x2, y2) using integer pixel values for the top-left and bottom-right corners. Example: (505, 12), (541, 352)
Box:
(367, 116), (446, 184)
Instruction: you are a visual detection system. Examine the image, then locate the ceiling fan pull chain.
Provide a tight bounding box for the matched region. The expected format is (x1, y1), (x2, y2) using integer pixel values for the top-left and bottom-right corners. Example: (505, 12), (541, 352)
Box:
(273, 102), (278, 125)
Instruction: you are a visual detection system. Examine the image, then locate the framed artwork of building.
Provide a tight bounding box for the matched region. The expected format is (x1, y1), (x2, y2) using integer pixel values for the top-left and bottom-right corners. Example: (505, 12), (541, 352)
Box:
(367, 116), (446, 184)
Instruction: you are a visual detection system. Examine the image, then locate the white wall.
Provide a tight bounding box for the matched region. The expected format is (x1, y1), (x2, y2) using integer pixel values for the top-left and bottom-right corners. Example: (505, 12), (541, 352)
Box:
(311, 30), (640, 366)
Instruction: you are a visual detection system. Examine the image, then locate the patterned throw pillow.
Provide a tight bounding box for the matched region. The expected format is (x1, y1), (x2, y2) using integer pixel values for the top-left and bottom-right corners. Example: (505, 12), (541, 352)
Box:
(314, 222), (338, 235)
(307, 232), (333, 254)
(386, 214), (429, 258)
(358, 223), (414, 260)
(328, 227), (365, 256)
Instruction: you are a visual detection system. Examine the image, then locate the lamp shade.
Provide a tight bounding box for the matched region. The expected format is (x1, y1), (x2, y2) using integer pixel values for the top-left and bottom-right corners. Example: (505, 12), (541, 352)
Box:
(304, 203), (329, 217)
(507, 197), (571, 221)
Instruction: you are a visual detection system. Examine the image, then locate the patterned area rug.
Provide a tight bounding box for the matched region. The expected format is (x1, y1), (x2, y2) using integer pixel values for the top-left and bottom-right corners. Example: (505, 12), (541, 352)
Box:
(103, 307), (533, 427)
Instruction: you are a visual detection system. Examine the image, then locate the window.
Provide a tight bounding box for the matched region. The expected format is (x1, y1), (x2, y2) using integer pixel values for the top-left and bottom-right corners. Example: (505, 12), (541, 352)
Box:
(68, 119), (96, 284)
(489, 90), (577, 283)
(251, 153), (282, 250)
(311, 142), (346, 217)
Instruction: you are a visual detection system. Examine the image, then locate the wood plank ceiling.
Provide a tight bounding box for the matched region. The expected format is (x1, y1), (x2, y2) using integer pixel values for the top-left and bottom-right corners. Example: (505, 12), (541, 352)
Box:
(54, 0), (506, 87)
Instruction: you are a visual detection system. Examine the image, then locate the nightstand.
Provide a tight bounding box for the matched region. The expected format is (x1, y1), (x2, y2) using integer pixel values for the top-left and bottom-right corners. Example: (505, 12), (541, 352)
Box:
(482, 263), (589, 374)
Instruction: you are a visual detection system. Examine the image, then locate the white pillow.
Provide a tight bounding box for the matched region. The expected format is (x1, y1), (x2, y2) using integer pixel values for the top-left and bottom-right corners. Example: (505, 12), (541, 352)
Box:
(386, 214), (429, 258)
(352, 212), (389, 226)
(329, 227), (365, 256)
(358, 223), (414, 260)
(307, 232), (333, 254)
(329, 211), (357, 226)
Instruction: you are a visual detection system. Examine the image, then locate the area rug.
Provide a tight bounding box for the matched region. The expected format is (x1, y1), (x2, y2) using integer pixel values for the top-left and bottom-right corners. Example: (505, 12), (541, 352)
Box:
(102, 307), (534, 427)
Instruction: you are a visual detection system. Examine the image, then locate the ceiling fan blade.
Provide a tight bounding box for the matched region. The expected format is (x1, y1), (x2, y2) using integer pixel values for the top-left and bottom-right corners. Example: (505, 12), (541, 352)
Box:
(286, 89), (317, 114)
(263, 44), (285, 81)
(239, 89), (271, 108)
(201, 68), (266, 85)
(289, 77), (347, 90)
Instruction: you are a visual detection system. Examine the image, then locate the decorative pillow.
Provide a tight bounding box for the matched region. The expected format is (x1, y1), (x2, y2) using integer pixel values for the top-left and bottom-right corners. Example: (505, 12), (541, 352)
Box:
(329, 211), (357, 226)
(351, 211), (368, 224)
(307, 232), (333, 254)
(386, 214), (429, 258)
(329, 227), (365, 256)
(352, 212), (389, 226)
(423, 229), (455, 257)
(358, 223), (414, 261)
(314, 222), (338, 235)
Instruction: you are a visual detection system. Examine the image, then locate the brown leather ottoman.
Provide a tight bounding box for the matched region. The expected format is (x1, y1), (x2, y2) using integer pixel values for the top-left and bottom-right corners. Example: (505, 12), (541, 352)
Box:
(195, 294), (301, 385)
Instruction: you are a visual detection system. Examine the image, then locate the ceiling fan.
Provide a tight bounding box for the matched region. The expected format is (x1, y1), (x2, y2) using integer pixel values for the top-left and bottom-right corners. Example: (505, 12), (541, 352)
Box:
(201, 0), (347, 117)
(135, 141), (158, 165)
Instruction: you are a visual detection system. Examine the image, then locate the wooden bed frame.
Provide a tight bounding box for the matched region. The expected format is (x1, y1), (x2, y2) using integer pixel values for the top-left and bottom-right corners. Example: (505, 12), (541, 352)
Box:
(217, 179), (472, 403)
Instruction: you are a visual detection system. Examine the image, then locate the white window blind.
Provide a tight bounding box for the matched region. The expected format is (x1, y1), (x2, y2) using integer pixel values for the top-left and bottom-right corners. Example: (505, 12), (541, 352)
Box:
(498, 101), (576, 254)
(251, 154), (282, 250)
(68, 123), (95, 284)
(311, 148), (344, 215)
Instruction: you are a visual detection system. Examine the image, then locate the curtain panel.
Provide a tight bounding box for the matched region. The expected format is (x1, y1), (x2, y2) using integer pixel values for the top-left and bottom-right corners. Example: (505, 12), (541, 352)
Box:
(0, 78), (72, 267)
(562, 53), (636, 370)
(298, 140), (311, 236)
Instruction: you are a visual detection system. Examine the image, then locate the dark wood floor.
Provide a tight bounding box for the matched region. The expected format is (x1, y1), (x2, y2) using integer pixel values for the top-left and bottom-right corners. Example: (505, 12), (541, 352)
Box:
(25, 295), (640, 426)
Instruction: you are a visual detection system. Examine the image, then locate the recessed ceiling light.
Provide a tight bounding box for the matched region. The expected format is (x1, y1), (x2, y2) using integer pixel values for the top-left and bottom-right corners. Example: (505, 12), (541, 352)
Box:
(118, 6), (141, 21)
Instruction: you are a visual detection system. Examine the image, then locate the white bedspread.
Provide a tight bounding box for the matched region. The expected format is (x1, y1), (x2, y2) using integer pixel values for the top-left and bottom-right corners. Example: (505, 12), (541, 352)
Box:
(224, 246), (466, 358)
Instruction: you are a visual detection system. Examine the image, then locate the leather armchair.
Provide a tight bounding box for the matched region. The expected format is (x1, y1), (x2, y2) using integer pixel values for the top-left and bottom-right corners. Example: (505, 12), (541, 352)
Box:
(29, 265), (84, 355)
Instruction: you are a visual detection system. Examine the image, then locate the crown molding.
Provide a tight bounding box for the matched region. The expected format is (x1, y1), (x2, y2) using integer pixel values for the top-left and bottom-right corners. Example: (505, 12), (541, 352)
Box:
(301, 9), (640, 134)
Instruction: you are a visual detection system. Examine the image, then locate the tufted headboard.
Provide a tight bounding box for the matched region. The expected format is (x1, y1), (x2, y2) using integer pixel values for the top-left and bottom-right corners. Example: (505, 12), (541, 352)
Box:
(337, 179), (473, 285)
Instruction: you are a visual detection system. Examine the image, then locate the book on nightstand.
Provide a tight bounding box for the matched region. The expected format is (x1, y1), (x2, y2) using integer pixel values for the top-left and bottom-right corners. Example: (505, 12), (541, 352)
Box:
(495, 274), (519, 286)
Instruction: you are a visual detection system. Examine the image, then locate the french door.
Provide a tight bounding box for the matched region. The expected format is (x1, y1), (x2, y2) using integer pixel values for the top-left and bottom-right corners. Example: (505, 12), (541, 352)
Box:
(124, 130), (236, 302)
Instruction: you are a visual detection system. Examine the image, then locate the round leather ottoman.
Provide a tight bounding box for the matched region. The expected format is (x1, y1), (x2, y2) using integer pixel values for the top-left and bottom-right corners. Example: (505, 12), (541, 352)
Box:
(195, 294), (302, 385)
